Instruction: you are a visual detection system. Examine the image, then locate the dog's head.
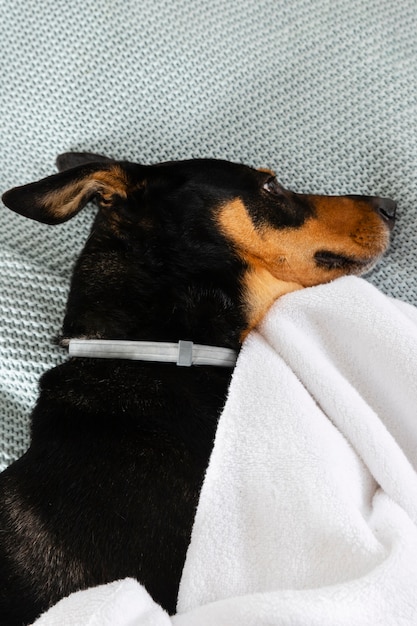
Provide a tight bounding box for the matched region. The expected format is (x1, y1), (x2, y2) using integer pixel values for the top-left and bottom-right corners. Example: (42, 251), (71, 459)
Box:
(2, 153), (395, 340)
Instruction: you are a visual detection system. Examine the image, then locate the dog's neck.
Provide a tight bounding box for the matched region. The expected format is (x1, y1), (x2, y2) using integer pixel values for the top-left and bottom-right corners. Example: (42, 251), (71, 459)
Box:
(60, 228), (245, 352)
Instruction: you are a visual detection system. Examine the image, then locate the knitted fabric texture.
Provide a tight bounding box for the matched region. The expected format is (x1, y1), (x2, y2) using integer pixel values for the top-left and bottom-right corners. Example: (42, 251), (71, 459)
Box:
(1, 0), (416, 468)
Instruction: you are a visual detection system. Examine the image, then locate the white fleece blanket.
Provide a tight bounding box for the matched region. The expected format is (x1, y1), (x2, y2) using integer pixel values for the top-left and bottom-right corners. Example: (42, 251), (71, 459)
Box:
(34, 276), (417, 626)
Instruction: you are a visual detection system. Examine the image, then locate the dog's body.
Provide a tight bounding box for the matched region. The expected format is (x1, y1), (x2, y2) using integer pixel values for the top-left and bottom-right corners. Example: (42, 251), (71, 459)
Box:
(0, 153), (395, 624)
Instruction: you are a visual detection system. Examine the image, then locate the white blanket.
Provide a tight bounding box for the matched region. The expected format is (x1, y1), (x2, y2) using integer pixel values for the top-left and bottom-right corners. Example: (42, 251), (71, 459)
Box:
(34, 277), (417, 625)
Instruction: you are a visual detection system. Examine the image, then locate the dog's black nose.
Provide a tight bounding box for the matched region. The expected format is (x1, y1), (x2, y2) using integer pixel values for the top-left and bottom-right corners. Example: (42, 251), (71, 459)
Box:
(372, 197), (397, 230)
(347, 195), (397, 230)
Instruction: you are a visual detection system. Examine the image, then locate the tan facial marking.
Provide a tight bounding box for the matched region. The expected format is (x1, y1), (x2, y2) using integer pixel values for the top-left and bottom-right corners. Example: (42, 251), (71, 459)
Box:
(305, 196), (390, 265)
(217, 196), (389, 336)
(43, 165), (128, 220)
(241, 267), (302, 339)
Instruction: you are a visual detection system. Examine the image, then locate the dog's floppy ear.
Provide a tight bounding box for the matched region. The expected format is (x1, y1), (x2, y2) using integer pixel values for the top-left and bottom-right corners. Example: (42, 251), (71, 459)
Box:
(2, 161), (132, 225)
(56, 151), (115, 172)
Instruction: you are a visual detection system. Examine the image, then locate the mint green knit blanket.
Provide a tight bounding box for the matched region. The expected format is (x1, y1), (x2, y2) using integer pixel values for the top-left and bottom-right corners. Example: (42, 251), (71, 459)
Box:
(1, 0), (416, 469)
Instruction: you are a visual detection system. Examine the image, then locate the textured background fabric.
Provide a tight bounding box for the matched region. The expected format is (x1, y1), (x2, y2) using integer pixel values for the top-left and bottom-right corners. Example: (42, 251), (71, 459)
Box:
(1, 0), (416, 469)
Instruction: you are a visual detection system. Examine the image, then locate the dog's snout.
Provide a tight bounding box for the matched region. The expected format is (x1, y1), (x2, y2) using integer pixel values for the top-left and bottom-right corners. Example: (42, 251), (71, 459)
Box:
(372, 197), (397, 229)
(347, 195), (397, 230)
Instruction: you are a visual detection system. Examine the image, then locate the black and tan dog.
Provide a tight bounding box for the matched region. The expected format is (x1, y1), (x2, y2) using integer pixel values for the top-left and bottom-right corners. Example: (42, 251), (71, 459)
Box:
(0, 153), (395, 624)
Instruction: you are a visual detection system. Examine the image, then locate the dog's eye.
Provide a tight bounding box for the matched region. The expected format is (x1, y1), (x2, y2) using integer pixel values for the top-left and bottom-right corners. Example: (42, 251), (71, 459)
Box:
(262, 177), (284, 196)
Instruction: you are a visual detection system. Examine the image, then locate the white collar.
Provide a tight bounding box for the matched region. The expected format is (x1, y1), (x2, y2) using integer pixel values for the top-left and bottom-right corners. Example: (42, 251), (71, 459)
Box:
(68, 338), (237, 368)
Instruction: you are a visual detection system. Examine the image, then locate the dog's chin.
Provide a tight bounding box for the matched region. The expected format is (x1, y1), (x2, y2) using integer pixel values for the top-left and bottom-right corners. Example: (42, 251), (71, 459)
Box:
(353, 257), (383, 276)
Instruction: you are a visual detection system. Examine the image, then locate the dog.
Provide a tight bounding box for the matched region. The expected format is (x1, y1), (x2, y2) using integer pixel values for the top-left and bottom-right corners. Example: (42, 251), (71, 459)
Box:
(0, 152), (396, 625)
